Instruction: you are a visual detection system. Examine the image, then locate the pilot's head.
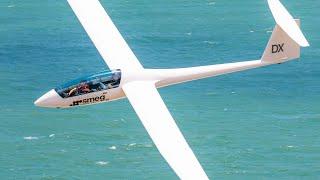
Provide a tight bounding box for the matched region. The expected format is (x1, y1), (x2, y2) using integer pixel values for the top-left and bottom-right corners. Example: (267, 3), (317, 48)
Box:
(79, 82), (88, 88)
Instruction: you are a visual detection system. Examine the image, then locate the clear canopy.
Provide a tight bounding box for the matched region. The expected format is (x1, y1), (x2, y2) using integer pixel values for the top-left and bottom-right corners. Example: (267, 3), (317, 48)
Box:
(55, 69), (121, 98)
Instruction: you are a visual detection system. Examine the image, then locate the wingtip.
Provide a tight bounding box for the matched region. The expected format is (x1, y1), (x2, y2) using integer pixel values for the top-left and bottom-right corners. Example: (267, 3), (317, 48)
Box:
(297, 33), (310, 47)
(268, 0), (310, 48)
(303, 38), (310, 47)
(302, 41), (310, 47)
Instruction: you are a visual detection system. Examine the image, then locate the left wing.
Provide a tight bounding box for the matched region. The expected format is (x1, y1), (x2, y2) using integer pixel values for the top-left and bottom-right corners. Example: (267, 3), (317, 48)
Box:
(122, 81), (209, 180)
(67, 0), (143, 71)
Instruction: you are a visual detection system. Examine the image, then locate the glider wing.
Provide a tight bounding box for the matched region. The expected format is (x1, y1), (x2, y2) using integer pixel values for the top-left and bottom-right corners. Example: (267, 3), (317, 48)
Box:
(67, 0), (143, 71)
(122, 81), (209, 180)
(268, 0), (309, 47)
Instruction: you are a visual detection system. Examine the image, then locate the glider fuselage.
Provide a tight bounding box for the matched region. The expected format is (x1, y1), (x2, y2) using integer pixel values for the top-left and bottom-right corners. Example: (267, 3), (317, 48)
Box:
(35, 59), (273, 108)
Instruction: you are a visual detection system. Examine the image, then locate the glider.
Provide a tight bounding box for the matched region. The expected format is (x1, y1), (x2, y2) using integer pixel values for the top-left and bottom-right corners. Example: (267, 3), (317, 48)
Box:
(34, 0), (309, 179)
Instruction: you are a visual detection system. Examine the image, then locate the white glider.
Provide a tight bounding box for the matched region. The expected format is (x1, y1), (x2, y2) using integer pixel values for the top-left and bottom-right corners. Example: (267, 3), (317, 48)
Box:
(34, 0), (309, 179)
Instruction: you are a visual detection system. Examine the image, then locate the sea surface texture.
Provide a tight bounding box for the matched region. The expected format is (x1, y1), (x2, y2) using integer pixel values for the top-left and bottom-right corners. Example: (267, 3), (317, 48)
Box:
(0, 0), (319, 179)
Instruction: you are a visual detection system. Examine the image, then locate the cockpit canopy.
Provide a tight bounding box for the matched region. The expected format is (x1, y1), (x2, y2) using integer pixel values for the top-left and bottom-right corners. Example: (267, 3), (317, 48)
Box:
(55, 69), (121, 98)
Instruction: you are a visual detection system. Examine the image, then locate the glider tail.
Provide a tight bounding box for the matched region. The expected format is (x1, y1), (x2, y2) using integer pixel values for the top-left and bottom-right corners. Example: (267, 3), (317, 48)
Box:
(261, 19), (301, 63)
(262, 0), (309, 63)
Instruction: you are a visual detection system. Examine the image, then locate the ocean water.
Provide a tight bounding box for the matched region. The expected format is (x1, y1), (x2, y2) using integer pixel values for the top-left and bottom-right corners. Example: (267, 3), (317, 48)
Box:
(0, 0), (319, 179)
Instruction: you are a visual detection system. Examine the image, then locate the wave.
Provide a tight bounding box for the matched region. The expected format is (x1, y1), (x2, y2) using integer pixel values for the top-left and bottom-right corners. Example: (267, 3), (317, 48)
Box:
(23, 136), (39, 140)
(95, 161), (109, 166)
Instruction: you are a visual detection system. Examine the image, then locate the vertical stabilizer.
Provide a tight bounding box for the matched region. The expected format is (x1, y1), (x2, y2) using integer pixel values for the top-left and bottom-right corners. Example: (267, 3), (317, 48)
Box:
(261, 20), (300, 63)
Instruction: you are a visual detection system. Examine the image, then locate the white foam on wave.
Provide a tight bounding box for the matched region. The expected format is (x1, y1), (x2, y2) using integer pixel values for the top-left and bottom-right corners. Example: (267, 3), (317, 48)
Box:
(60, 149), (67, 153)
(96, 161), (109, 166)
(23, 136), (39, 140)
(203, 41), (217, 45)
(206, 92), (217, 96)
(281, 145), (296, 149)
(108, 146), (117, 150)
(49, 134), (55, 138)
(143, 144), (153, 148)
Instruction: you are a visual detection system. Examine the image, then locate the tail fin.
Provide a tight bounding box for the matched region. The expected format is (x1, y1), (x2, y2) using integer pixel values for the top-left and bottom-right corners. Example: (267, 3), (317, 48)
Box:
(261, 20), (300, 63)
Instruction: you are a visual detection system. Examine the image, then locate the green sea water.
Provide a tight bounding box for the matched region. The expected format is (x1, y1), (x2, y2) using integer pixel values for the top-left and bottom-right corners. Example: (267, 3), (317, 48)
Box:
(1, 0), (319, 179)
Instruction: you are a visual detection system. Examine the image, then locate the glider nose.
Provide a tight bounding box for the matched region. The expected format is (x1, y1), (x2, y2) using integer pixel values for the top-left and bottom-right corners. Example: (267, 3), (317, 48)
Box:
(34, 89), (60, 107)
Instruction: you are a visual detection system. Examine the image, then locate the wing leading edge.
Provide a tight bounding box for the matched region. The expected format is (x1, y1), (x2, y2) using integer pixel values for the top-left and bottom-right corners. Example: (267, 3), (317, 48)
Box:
(67, 0), (143, 71)
(123, 81), (209, 180)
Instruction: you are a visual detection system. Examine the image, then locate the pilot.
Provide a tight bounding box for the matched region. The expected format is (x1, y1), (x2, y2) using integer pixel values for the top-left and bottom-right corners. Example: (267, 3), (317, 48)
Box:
(78, 82), (91, 94)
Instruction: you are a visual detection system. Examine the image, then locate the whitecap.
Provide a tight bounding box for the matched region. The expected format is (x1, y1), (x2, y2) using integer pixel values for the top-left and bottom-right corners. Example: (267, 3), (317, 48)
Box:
(49, 134), (55, 138)
(250, 30), (254, 33)
(96, 161), (109, 166)
(23, 136), (39, 140)
(206, 92), (217, 96)
(7, 5), (15, 8)
(144, 144), (153, 148)
(203, 41), (217, 45)
(128, 143), (137, 147)
(109, 146), (117, 150)
(186, 32), (192, 36)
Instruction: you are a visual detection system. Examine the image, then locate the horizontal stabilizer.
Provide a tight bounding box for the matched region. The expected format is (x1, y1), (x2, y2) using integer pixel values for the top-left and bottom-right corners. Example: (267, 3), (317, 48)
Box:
(268, 0), (309, 47)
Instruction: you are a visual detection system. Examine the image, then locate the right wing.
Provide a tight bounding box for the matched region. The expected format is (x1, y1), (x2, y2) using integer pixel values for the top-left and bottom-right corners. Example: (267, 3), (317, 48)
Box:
(267, 0), (309, 47)
(67, 0), (143, 71)
(123, 81), (209, 180)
